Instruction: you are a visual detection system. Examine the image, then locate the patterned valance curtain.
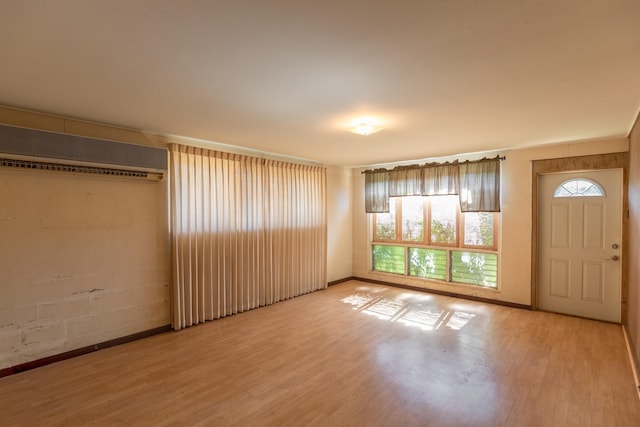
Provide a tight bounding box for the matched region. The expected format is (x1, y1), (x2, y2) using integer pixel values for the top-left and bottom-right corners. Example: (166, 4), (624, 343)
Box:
(363, 156), (502, 213)
(169, 143), (327, 330)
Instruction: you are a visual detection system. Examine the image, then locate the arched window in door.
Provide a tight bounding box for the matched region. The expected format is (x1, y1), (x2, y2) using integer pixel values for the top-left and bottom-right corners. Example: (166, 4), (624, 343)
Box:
(553, 178), (605, 197)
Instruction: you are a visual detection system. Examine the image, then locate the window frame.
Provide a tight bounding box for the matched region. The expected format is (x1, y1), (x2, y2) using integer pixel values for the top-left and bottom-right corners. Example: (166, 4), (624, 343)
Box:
(375, 197), (498, 249)
(426, 196), (460, 248)
(553, 178), (605, 198)
(400, 196), (426, 243)
(371, 195), (499, 289)
(373, 198), (399, 241)
(460, 212), (499, 251)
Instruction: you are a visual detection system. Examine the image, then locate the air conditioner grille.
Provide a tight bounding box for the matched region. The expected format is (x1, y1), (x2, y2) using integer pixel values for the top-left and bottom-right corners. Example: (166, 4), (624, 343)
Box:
(0, 124), (167, 172)
(0, 157), (155, 179)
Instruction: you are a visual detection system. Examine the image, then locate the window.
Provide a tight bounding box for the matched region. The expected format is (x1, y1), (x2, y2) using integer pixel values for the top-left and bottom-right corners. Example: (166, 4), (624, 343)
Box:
(451, 251), (498, 287)
(372, 195), (498, 288)
(372, 244), (405, 274)
(374, 200), (396, 240)
(408, 247), (447, 280)
(553, 178), (604, 197)
(401, 197), (424, 241)
(430, 196), (458, 245)
(462, 212), (495, 248)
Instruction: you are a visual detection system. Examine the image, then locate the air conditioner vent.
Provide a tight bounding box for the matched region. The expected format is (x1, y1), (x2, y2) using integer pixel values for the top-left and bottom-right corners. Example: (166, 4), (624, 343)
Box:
(0, 124), (167, 178)
(0, 157), (157, 179)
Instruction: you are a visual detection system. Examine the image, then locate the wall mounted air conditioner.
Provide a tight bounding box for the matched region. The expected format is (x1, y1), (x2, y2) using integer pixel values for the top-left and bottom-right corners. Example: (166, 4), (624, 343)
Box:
(0, 124), (167, 180)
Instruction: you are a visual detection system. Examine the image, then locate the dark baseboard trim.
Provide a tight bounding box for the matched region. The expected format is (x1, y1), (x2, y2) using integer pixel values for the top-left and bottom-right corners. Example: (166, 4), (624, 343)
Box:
(351, 276), (532, 311)
(0, 325), (172, 379)
(328, 276), (356, 286)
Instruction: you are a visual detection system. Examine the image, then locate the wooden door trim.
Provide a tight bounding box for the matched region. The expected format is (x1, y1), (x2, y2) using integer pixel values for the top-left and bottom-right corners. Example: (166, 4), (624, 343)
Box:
(531, 152), (629, 322)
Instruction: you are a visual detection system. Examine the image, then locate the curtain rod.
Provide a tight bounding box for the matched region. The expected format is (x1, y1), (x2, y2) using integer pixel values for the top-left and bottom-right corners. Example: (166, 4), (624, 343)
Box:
(361, 155), (505, 174)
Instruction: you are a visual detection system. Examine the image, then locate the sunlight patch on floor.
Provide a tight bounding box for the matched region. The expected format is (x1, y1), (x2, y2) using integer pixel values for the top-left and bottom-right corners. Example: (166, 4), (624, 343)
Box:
(341, 293), (476, 331)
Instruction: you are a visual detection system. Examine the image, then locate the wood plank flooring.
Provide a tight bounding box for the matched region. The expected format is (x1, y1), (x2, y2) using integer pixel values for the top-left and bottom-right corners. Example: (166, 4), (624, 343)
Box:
(1, 280), (639, 426)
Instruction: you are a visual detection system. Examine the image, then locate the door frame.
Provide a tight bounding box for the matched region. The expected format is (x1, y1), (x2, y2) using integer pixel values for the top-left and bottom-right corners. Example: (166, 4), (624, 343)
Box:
(531, 152), (629, 322)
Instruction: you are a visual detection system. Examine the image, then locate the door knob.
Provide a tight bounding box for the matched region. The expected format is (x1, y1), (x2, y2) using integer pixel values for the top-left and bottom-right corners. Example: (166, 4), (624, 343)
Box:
(611, 255), (620, 261)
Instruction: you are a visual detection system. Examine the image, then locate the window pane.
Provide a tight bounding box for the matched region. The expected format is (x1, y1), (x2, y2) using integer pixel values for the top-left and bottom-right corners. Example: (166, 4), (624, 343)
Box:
(375, 199), (396, 240)
(553, 179), (604, 197)
(402, 197), (424, 241)
(409, 248), (447, 280)
(372, 245), (405, 274)
(582, 184), (603, 196)
(430, 196), (457, 244)
(464, 213), (494, 247)
(451, 251), (498, 288)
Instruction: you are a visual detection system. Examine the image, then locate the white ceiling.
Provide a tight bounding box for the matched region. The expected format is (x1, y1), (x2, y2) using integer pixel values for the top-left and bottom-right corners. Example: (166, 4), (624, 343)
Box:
(1, 1), (639, 166)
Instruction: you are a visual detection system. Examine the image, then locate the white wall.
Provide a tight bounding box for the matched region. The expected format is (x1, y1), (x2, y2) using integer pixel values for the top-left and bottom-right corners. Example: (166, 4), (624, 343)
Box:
(352, 137), (629, 305)
(326, 166), (353, 282)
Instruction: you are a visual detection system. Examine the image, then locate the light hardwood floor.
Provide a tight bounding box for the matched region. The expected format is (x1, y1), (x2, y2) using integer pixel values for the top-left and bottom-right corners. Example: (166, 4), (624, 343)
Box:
(1, 280), (639, 426)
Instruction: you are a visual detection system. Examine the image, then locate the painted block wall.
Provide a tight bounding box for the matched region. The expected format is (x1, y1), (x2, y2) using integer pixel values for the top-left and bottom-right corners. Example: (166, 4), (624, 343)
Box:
(0, 168), (170, 369)
(351, 137), (629, 306)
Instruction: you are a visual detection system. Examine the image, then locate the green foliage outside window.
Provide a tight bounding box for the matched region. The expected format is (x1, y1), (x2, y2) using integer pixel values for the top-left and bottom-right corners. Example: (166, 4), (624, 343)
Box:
(402, 197), (424, 241)
(451, 251), (498, 288)
(464, 213), (494, 247)
(375, 203), (396, 240)
(372, 245), (405, 274)
(408, 248), (447, 280)
(431, 220), (456, 244)
(376, 222), (395, 240)
(403, 218), (424, 241)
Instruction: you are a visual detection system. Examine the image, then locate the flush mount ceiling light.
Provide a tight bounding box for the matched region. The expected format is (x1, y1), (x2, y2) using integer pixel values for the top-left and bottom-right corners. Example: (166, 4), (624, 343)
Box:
(348, 117), (383, 136)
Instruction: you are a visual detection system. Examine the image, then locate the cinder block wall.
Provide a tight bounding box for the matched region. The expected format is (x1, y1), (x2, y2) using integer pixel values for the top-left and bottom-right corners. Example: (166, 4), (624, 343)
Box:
(0, 108), (170, 369)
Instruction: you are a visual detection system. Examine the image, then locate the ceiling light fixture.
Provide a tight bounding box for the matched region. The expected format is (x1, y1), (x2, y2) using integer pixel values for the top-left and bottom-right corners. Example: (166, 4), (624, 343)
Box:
(348, 117), (383, 136)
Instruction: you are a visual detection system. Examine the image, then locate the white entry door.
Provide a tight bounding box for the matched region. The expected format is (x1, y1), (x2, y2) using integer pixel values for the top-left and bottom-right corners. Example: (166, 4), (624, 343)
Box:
(538, 169), (622, 322)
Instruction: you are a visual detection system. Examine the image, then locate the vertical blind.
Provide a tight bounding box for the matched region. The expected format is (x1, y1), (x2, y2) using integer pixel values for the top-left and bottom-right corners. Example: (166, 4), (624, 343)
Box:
(169, 144), (327, 330)
(363, 156), (503, 213)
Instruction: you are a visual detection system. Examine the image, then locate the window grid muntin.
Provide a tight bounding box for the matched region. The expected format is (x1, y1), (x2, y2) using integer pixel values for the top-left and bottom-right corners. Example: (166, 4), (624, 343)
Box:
(553, 178), (605, 198)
